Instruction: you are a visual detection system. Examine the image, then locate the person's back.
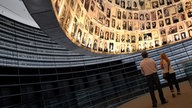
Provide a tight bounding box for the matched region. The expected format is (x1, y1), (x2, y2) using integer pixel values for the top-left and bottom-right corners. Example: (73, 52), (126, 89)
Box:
(140, 51), (167, 108)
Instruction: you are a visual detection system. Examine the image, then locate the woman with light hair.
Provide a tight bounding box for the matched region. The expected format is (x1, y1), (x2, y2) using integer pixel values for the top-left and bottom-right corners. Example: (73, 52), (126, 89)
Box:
(160, 53), (181, 97)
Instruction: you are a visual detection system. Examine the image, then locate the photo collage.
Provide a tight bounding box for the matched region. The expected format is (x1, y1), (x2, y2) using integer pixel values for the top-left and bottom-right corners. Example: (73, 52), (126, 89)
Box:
(52, 0), (192, 54)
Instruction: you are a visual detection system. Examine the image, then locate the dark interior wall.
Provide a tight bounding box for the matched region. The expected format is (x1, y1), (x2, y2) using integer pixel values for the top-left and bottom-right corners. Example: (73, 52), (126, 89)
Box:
(0, 15), (191, 108)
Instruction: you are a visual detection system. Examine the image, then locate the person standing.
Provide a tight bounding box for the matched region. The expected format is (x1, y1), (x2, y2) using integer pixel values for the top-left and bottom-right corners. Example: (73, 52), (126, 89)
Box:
(160, 53), (181, 97)
(140, 51), (168, 107)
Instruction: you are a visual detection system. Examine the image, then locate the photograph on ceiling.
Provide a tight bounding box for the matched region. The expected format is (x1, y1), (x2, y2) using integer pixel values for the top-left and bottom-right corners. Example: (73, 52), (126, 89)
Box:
(159, 20), (164, 27)
(126, 44), (130, 52)
(106, 8), (111, 18)
(115, 0), (120, 5)
(172, 16), (179, 23)
(188, 29), (192, 37)
(54, 0), (62, 14)
(145, 1), (151, 9)
(165, 18), (171, 25)
(187, 10), (192, 18)
(138, 34), (143, 41)
(121, 34), (126, 42)
(145, 13), (150, 20)
(177, 3), (184, 13)
(168, 35), (173, 43)
(181, 32), (186, 39)
(89, 21), (94, 34)
(128, 12), (133, 19)
(179, 13), (186, 21)
(134, 12), (139, 20)
(152, 21), (157, 28)
(169, 6), (176, 15)
(133, 21), (139, 30)
(178, 23), (184, 31)
(84, 0), (90, 12)
(185, 20), (192, 28)
(84, 16), (89, 31)
(126, 0), (132, 10)
(71, 17), (78, 37)
(168, 25), (178, 34)
(93, 39), (98, 51)
(121, 44), (126, 52)
(185, 1), (192, 10)
(64, 11), (72, 32)
(139, 0), (145, 9)
(91, 1), (96, 12)
(116, 33), (121, 42)
(104, 42), (108, 52)
(70, 0), (75, 10)
(131, 35), (136, 43)
(77, 28), (82, 42)
(162, 36), (167, 45)
(122, 21), (127, 30)
(152, 1), (159, 8)
(164, 8), (170, 17)
(98, 40), (103, 51)
(159, 0), (165, 5)
(174, 34), (180, 41)
(111, 18), (116, 28)
(126, 34), (130, 42)
(105, 31), (110, 40)
(151, 11), (156, 21)
(140, 13), (144, 20)
(166, 0), (172, 5)
(98, 12), (106, 24)
(128, 21), (133, 31)
(144, 33), (152, 40)
(106, 19), (110, 27)
(146, 22), (151, 29)
(157, 9), (163, 19)
(132, 1), (138, 10)
(140, 22), (145, 30)
(109, 42), (114, 52)
(121, 0), (125, 8)
(100, 29), (104, 39)
(95, 26), (100, 36)
(87, 37), (92, 48)
(122, 11), (127, 19)
(155, 40), (160, 47)
(160, 28), (166, 36)
(82, 32), (87, 46)
(76, 4), (81, 18)
(110, 32), (114, 40)
(116, 22), (121, 30)
(117, 10), (121, 19)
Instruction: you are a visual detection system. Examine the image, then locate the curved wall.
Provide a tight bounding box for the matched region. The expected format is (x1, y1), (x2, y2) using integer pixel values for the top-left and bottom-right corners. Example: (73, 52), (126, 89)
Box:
(0, 12), (192, 107)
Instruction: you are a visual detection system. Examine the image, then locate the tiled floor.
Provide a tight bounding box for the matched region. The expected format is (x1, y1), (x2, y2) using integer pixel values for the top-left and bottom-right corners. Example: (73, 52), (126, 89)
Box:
(117, 81), (192, 108)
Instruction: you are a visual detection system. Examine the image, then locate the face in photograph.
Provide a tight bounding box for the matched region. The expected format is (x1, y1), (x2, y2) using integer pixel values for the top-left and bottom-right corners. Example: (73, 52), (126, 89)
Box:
(106, 19), (110, 27)
(105, 31), (110, 40)
(131, 35), (136, 43)
(134, 13), (138, 19)
(146, 22), (151, 29)
(160, 29), (166, 35)
(177, 3), (184, 13)
(126, 0), (132, 10)
(159, 20), (164, 27)
(128, 12), (132, 19)
(164, 8), (169, 17)
(140, 14), (144, 20)
(152, 1), (159, 8)
(111, 19), (116, 28)
(157, 10), (163, 19)
(145, 13), (150, 20)
(186, 21), (192, 28)
(95, 26), (100, 36)
(121, 1), (125, 8)
(165, 18), (171, 25)
(172, 16), (179, 23)
(174, 34), (180, 41)
(188, 29), (192, 37)
(181, 32), (186, 39)
(152, 22), (156, 28)
(166, 0), (172, 5)
(159, 0), (165, 5)
(140, 22), (145, 30)
(117, 10), (121, 19)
